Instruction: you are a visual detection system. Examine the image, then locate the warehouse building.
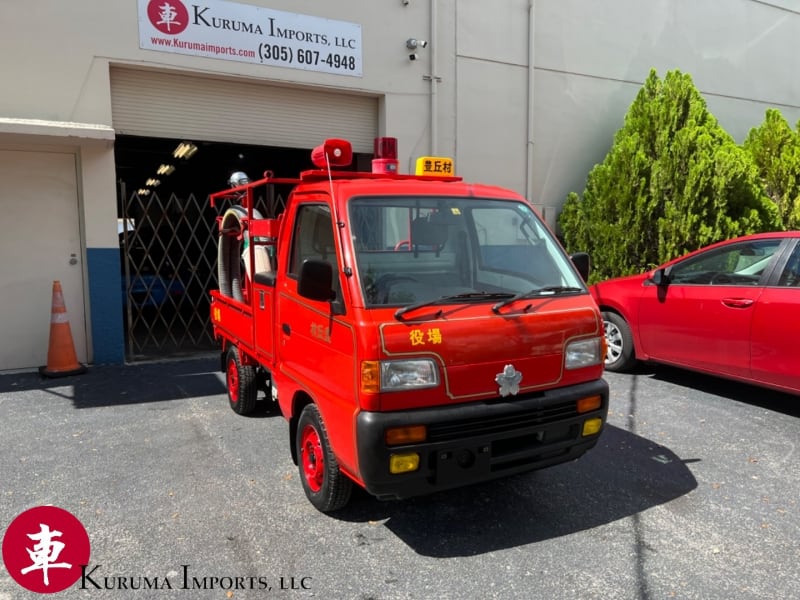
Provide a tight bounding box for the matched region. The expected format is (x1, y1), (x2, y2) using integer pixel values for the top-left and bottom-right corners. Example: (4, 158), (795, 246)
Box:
(1, 0), (798, 370)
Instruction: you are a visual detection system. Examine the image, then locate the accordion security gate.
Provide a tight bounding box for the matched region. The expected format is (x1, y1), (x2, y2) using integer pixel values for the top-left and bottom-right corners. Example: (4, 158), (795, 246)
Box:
(120, 186), (285, 361)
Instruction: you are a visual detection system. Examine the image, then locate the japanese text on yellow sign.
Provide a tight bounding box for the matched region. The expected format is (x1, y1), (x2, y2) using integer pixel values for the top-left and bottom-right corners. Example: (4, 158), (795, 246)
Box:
(415, 156), (454, 177)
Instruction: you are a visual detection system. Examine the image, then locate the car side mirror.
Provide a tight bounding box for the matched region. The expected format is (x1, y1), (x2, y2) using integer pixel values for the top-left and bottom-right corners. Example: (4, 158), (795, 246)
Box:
(570, 252), (590, 282)
(651, 268), (670, 287)
(297, 259), (335, 301)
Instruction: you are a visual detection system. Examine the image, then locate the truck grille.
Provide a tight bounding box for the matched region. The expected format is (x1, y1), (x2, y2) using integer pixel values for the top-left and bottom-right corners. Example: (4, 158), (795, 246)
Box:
(426, 398), (578, 443)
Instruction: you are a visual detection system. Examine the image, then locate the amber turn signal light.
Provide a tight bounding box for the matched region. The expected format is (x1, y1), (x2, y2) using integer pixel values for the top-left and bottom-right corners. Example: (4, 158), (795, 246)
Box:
(361, 361), (380, 394)
(385, 425), (427, 446)
(576, 395), (602, 414)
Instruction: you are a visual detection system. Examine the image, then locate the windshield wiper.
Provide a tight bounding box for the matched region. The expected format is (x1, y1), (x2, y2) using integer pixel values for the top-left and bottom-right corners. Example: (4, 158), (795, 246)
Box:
(394, 291), (515, 320)
(491, 286), (585, 313)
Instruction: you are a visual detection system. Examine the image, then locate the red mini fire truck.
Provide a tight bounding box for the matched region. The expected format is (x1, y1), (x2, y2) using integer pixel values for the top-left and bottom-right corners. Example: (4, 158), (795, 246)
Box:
(209, 137), (609, 512)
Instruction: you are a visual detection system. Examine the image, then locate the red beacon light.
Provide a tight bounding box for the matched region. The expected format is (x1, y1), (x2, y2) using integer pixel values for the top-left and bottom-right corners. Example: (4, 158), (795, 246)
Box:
(311, 138), (353, 169)
(372, 136), (399, 174)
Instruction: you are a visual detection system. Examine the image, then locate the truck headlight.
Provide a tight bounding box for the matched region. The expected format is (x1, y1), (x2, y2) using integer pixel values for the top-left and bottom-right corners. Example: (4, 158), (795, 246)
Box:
(379, 359), (439, 391)
(565, 338), (602, 369)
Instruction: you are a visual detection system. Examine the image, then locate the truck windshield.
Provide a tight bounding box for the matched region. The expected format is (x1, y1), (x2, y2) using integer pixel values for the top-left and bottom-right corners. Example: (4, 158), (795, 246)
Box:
(349, 196), (586, 308)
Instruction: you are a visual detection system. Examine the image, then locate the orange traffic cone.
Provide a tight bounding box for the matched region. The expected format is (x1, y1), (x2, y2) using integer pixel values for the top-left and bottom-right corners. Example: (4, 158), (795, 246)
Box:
(39, 280), (87, 378)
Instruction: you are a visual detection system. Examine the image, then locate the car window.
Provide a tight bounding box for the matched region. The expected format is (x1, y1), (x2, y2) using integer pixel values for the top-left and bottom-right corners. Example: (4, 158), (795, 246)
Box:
(668, 239), (782, 285)
(776, 244), (800, 287)
(288, 204), (341, 299)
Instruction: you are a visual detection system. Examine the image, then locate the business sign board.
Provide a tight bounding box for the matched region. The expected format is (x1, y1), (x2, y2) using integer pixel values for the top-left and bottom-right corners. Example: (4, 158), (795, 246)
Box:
(138, 0), (363, 77)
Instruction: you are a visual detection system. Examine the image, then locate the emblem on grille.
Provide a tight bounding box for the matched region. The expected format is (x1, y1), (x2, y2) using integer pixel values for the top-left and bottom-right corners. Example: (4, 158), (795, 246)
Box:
(495, 364), (522, 397)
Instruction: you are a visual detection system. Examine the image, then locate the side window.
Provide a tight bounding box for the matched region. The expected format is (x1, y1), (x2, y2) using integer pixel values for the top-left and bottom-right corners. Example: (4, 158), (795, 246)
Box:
(669, 240), (782, 285)
(777, 244), (800, 287)
(288, 204), (341, 298)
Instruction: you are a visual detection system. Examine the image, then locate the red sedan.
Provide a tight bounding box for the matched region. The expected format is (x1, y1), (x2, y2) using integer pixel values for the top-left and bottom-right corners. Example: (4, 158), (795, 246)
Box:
(591, 231), (800, 395)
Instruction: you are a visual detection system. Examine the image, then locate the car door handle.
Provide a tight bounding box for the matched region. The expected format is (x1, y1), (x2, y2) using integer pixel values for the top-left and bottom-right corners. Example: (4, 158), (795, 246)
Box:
(722, 298), (754, 308)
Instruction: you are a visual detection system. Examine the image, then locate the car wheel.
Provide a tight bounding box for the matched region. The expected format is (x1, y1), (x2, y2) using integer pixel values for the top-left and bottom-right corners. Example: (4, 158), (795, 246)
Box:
(226, 347), (258, 415)
(601, 311), (637, 372)
(296, 404), (352, 512)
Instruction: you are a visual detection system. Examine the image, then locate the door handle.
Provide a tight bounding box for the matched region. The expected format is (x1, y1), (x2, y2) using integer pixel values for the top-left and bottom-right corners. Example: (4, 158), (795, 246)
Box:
(722, 298), (754, 308)
(282, 323), (291, 335)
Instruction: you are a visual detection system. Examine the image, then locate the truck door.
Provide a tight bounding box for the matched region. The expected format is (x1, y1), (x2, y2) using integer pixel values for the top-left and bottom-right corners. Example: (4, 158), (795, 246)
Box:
(276, 201), (359, 471)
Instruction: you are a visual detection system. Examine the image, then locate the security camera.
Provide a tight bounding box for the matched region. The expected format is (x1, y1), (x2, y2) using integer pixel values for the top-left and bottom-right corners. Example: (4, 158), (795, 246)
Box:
(408, 53), (418, 61)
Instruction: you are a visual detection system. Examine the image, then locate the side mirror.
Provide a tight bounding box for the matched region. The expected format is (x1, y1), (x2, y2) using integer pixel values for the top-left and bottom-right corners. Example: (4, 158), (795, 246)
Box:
(297, 259), (335, 301)
(651, 268), (670, 287)
(570, 252), (590, 282)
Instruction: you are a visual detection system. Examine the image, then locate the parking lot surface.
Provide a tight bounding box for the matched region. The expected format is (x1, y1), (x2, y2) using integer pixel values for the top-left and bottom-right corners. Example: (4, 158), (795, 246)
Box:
(1, 358), (798, 599)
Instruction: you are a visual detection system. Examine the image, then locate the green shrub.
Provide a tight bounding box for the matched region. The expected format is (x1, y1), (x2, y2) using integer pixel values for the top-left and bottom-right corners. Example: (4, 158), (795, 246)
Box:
(560, 69), (778, 282)
(743, 108), (800, 230)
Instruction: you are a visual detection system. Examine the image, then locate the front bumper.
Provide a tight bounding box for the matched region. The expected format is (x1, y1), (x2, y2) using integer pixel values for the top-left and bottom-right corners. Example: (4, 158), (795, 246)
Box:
(356, 378), (609, 499)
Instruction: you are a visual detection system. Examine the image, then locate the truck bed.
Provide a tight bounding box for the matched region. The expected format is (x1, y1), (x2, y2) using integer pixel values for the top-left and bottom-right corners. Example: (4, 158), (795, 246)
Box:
(210, 290), (255, 354)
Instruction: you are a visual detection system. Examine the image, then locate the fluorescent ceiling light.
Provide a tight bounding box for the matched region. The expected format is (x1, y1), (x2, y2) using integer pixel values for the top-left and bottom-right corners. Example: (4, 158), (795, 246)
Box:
(173, 142), (198, 159)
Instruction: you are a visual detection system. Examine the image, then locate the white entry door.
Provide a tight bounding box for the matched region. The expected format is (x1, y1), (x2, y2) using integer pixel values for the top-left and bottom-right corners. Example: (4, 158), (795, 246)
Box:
(0, 150), (87, 371)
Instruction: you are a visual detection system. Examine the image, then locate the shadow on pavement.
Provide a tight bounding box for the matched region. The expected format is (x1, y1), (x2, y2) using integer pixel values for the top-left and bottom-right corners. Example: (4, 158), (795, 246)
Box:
(0, 357), (226, 408)
(636, 364), (800, 417)
(333, 424), (698, 557)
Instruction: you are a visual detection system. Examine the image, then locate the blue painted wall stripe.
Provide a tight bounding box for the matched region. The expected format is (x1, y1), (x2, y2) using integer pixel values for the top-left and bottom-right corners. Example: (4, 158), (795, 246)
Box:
(86, 247), (125, 364)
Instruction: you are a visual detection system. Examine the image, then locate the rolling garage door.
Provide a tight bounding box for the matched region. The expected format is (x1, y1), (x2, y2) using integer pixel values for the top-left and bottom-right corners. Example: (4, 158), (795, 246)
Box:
(110, 67), (378, 152)
(110, 67), (377, 360)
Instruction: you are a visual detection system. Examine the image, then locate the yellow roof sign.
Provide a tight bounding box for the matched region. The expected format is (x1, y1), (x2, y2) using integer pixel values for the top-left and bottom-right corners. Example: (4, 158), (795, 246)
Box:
(415, 156), (454, 177)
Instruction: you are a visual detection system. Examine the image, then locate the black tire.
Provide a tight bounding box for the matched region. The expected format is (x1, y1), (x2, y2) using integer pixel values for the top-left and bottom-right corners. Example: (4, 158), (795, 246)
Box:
(296, 404), (352, 512)
(601, 311), (637, 372)
(225, 347), (257, 415)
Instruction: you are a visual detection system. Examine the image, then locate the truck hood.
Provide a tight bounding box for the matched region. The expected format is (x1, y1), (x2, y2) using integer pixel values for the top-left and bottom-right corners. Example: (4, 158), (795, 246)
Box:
(375, 296), (602, 409)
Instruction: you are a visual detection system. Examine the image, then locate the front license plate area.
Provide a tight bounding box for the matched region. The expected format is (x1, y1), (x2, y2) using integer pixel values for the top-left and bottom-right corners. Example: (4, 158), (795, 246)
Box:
(435, 444), (492, 485)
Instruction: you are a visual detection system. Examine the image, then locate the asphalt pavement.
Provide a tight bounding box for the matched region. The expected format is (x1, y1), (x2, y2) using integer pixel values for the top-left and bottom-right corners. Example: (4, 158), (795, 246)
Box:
(1, 357), (798, 599)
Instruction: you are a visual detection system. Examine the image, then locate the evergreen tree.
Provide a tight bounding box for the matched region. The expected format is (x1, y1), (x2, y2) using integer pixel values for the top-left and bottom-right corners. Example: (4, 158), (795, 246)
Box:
(743, 108), (800, 230)
(560, 69), (778, 282)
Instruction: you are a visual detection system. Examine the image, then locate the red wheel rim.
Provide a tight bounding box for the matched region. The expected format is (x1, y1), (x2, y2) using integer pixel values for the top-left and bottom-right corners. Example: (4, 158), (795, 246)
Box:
(227, 358), (239, 404)
(300, 424), (324, 492)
